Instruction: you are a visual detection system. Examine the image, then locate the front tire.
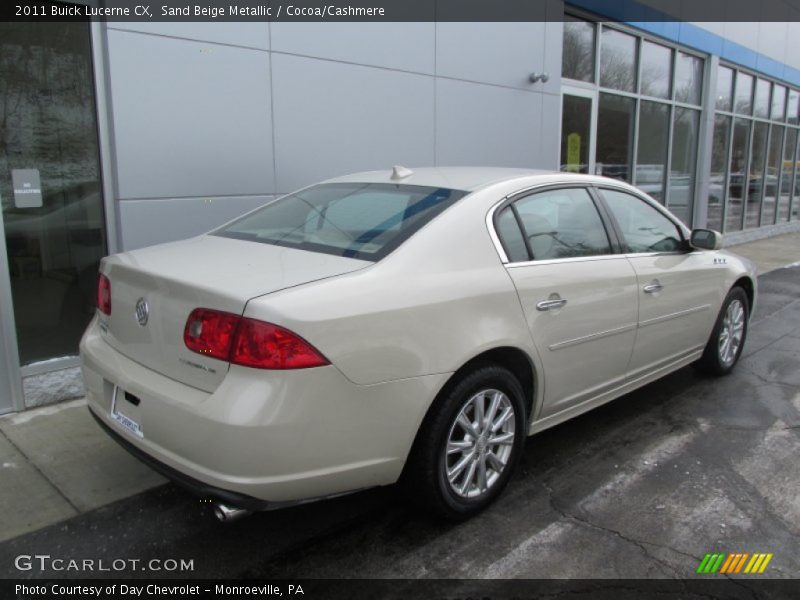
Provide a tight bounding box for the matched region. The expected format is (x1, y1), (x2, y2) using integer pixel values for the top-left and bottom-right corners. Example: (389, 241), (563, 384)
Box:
(402, 364), (526, 520)
(696, 287), (749, 376)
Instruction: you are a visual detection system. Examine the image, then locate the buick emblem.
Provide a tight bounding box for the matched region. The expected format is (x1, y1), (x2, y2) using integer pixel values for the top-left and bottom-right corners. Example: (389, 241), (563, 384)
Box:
(135, 298), (149, 327)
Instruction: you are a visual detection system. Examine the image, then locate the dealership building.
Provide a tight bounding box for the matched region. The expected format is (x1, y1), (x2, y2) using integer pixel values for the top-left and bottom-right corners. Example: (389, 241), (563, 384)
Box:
(2, 2), (800, 412)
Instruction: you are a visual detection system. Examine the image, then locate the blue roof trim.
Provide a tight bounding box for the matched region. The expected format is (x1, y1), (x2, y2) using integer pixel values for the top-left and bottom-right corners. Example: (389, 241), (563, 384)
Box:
(568, 1), (800, 88)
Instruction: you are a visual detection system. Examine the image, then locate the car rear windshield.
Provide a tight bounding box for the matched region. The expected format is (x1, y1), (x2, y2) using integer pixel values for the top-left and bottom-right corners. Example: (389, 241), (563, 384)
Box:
(214, 182), (467, 261)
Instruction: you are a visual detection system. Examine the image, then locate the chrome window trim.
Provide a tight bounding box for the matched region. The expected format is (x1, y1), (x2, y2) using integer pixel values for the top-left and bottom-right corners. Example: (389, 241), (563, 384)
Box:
(506, 254), (625, 269)
(486, 180), (693, 266)
(625, 250), (704, 259)
(486, 207), (510, 263)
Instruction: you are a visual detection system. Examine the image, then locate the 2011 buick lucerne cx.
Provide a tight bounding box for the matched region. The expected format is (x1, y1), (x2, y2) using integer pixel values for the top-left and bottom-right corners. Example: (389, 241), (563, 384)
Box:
(81, 167), (756, 521)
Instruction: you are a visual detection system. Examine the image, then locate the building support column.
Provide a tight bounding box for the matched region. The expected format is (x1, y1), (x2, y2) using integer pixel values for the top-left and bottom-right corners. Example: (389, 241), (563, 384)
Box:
(694, 54), (719, 229)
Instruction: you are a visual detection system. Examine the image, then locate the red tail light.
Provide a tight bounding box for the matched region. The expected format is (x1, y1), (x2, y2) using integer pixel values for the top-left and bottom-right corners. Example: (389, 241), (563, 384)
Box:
(231, 319), (329, 369)
(183, 308), (329, 370)
(183, 309), (240, 361)
(96, 273), (112, 315)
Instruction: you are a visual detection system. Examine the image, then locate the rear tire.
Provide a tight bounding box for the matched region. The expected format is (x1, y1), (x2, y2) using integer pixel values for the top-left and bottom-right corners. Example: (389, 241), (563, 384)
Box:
(695, 287), (749, 376)
(401, 364), (526, 520)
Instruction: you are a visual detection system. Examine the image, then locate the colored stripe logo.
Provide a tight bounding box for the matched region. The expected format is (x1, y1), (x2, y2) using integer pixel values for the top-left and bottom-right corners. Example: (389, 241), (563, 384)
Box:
(696, 552), (773, 574)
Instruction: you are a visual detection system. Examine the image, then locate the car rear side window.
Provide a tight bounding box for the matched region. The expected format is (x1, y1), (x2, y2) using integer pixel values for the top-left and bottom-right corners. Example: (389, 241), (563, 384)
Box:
(600, 188), (684, 253)
(509, 188), (611, 260)
(215, 183), (467, 261)
(495, 206), (530, 262)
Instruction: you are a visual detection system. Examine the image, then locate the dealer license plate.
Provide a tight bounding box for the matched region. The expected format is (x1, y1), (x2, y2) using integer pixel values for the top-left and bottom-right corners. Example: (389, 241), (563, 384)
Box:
(110, 386), (144, 438)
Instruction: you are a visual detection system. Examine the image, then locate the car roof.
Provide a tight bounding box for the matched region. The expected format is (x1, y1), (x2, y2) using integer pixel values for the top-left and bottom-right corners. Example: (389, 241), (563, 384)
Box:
(323, 166), (621, 192)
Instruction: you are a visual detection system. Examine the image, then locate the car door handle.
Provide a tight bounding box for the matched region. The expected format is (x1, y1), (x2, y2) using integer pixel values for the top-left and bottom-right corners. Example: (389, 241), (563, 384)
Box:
(536, 298), (568, 311)
(643, 282), (664, 294)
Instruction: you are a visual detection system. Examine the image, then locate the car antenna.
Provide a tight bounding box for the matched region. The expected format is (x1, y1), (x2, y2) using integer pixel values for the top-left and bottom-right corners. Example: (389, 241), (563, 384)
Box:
(391, 165), (413, 180)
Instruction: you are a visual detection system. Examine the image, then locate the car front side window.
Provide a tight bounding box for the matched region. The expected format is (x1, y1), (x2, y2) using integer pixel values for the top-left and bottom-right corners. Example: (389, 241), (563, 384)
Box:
(510, 188), (611, 260)
(600, 188), (684, 253)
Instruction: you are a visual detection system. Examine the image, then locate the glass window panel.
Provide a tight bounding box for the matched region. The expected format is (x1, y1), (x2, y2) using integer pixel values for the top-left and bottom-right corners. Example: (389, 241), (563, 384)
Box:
(727, 118), (750, 231)
(734, 72), (754, 115)
(771, 85), (786, 121)
(562, 17), (596, 82)
(513, 188), (611, 260)
(635, 101), (670, 203)
(716, 66), (734, 111)
(674, 52), (703, 105)
(496, 206), (529, 262)
(754, 79), (771, 119)
(218, 183), (465, 261)
(778, 127), (797, 222)
(0, 22), (107, 365)
(794, 133), (800, 220)
(746, 121), (769, 228)
(599, 28), (637, 92)
(762, 126), (784, 226)
(707, 115), (731, 232)
(640, 41), (672, 99)
(601, 189), (683, 253)
(668, 108), (700, 226)
(561, 94), (591, 173)
(761, 125), (786, 226)
(597, 93), (635, 181)
(788, 90), (799, 125)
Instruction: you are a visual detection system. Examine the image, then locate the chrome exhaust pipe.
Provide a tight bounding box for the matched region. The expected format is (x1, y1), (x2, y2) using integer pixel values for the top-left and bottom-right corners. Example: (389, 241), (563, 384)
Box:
(213, 503), (251, 523)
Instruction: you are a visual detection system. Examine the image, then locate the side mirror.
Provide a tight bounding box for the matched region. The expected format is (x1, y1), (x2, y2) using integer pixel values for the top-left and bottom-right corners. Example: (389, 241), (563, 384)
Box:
(690, 228), (723, 250)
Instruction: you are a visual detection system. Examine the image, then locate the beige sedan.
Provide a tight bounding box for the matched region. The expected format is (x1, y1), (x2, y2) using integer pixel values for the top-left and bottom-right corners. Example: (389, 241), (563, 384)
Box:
(81, 168), (756, 521)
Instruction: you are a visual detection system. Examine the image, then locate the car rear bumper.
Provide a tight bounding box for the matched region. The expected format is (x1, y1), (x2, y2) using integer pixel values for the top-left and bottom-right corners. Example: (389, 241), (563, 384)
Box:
(80, 317), (448, 505)
(89, 409), (271, 510)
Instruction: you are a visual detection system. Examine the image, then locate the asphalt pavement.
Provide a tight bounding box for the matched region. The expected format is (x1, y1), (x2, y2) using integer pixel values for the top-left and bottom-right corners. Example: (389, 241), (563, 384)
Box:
(1, 264), (798, 581)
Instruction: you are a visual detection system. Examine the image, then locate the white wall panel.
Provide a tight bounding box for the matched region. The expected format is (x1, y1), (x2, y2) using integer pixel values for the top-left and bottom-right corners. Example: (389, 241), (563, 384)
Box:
(271, 23), (435, 74)
(272, 54), (434, 191)
(109, 22), (269, 50)
(107, 30), (275, 199)
(436, 79), (543, 168)
(119, 196), (272, 250)
(436, 22), (548, 90)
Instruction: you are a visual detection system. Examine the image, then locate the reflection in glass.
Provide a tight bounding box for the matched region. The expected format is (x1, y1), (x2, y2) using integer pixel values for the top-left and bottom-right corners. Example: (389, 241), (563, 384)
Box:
(562, 17), (595, 82)
(597, 93), (635, 181)
(761, 126), (784, 226)
(754, 79), (771, 119)
(0, 22), (105, 365)
(708, 115), (731, 232)
(771, 85), (786, 121)
(602, 189), (683, 253)
(788, 90), (799, 125)
(635, 101), (670, 202)
(640, 41), (671, 99)
(778, 127), (797, 222)
(734, 72), (754, 115)
(716, 66), (734, 111)
(668, 108), (700, 225)
(561, 95), (592, 173)
(727, 119), (750, 231)
(674, 52), (703, 105)
(746, 122), (768, 229)
(599, 28), (637, 93)
(789, 133), (800, 221)
(513, 189), (611, 260)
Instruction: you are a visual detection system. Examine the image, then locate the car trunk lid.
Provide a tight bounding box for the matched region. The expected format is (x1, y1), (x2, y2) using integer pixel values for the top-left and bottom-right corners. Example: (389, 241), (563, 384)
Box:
(99, 235), (369, 392)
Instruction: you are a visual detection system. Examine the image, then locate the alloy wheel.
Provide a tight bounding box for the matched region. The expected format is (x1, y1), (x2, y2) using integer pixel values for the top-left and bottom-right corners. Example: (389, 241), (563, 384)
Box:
(718, 298), (745, 367)
(444, 388), (516, 499)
